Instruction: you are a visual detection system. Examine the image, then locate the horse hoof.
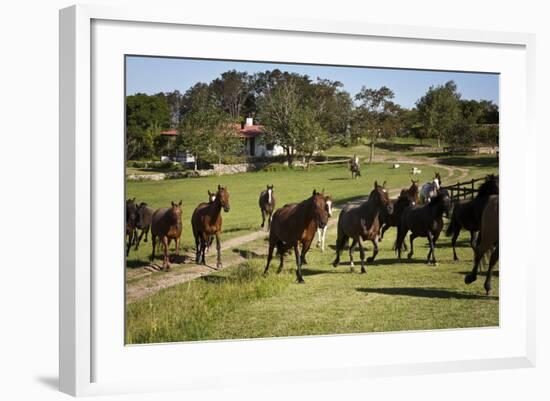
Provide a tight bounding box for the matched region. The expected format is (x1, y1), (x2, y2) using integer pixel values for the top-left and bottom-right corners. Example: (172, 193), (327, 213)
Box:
(296, 278), (305, 284)
(407, 254), (413, 259)
(332, 260), (339, 268)
(360, 268), (366, 274)
(464, 274), (477, 285)
(216, 263), (222, 270)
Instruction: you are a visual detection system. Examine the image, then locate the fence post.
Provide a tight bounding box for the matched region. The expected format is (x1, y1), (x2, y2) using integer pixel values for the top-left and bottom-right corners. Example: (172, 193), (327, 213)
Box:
(471, 179), (475, 199)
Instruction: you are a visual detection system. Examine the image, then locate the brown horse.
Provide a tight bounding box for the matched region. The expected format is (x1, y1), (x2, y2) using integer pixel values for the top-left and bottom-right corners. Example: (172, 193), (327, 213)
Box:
(465, 195), (499, 295)
(258, 184), (275, 230)
(191, 185), (230, 268)
(264, 189), (328, 283)
(150, 200), (183, 270)
(134, 202), (154, 251)
(126, 198), (138, 257)
(332, 182), (391, 273)
(379, 179), (419, 241)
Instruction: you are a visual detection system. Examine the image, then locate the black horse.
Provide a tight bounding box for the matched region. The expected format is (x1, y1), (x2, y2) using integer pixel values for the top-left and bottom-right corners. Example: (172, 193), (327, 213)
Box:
(395, 192), (451, 265)
(126, 198), (138, 257)
(445, 175), (499, 261)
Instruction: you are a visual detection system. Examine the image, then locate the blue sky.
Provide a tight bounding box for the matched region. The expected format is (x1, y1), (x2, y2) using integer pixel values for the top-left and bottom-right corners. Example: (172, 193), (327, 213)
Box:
(126, 56), (499, 109)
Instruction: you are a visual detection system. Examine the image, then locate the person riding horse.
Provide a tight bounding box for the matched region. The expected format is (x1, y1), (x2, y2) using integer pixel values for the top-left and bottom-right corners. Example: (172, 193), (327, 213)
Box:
(349, 154), (361, 179)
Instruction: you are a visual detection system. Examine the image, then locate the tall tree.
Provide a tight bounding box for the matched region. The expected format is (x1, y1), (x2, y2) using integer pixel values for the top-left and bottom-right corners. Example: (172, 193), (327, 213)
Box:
(353, 86), (400, 163)
(210, 70), (252, 120)
(126, 93), (170, 159)
(177, 84), (236, 170)
(416, 80), (461, 148)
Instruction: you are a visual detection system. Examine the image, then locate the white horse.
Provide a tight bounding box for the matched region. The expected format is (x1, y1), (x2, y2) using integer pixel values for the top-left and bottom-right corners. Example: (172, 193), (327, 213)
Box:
(419, 173), (442, 204)
(316, 195), (333, 251)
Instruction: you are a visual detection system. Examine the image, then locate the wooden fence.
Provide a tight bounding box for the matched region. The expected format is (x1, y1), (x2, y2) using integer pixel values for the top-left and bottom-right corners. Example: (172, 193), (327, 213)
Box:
(446, 175), (498, 201)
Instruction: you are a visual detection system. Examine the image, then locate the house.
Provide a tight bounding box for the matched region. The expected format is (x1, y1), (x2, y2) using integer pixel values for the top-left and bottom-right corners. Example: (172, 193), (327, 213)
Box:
(159, 129), (195, 164)
(237, 118), (284, 157)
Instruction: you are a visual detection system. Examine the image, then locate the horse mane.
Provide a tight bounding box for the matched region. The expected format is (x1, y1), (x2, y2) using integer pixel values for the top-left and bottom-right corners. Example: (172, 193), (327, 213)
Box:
(476, 175), (499, 198)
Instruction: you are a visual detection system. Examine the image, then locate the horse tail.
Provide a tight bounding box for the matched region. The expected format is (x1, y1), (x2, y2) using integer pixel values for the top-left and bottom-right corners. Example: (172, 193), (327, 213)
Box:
(445, 210), (459, 237)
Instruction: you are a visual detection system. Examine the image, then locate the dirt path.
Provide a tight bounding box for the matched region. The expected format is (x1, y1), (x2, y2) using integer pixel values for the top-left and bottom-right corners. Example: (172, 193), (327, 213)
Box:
(126, 162), (470, 304)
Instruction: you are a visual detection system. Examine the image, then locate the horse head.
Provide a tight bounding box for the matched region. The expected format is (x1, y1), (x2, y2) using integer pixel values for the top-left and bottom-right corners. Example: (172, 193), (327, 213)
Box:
(477, 175), (499, 198)
(311, 189), (329, 229)
(208, 190), (216, 203)
(169, 200), (183, 224)
(217, 185), (230, 212)
(266, 184), (274, 204)
(371, 181), (392, 214)
(324, 193), (333, 218)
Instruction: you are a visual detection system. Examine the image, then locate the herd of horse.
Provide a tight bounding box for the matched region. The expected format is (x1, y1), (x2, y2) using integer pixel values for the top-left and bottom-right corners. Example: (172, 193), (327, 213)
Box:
(126, 171), (499, 295)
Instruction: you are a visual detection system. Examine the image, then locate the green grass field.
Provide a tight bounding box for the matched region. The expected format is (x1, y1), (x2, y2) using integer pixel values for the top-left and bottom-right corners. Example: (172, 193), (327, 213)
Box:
(125, 142), (499, 344)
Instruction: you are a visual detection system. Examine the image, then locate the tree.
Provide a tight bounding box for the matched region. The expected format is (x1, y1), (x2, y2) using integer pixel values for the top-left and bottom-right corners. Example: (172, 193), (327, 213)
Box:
(177, 84), (236, 170)
(416, 80), (461, 148)
(126, 93), (170, 159)
(210, 70), (252, 120)
(257, 73), (332, 166)
(311, 79), (353, 145)
(353, 86), (400, 163)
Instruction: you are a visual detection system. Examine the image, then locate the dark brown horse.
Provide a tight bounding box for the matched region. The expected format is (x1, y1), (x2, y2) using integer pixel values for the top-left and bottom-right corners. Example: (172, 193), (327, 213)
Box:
(332, 182), (391, 273)
(191, 185), (230, 268)
(126, 198), (138, 257)
(395, 192), (451, 265)
(445, 175), (499, 260)
(150, 201), (183, 270)
(134, 202), (153, 251)
(379, 179), (419, 241)
(258, 184), (275, 230)
(464, 195), (499, 294)
(264, 190), (328, 283)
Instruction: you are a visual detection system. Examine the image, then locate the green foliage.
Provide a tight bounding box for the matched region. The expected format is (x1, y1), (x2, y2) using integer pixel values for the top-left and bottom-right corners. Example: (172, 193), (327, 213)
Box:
(416, 81), (462, 148)
(126, 93), (171, 159)
(177, 83), (240, 168)
(258, 73), (349, 166)
(352, 86), (401, 162)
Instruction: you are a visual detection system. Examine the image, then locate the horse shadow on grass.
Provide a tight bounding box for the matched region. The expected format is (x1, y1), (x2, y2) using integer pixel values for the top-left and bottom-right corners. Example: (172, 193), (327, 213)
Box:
(232, 248), (266, 260)
(457, 270), (499, 278)
(356, 287), (498, 300)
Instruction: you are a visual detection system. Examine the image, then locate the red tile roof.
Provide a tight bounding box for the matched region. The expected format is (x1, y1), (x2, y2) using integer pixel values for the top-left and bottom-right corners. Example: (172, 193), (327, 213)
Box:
(160, 129), (178, 136)
(237, 124), (264, 138)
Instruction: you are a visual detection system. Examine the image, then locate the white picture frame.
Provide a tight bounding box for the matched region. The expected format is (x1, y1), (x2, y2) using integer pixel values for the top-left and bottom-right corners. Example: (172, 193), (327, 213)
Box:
(59, 4), (536, 397)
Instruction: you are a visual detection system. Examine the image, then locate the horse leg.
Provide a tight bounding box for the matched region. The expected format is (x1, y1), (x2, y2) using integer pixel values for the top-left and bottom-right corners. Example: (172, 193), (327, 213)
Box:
(267, 211), (273, 230)
(357, 237), (367, 274)
(215, 232), (222, 269)
(407, 233), (417, 259)
(294, 243), (305, 284)
(194, 232), (201, 264)
(348, 238), (357, 270)
(134, 229), (143, 251)
(465, 243), (485, 285)
(150, 234), (156, 262)
(277, 241), (285, 273)
(484, 245), (499, 295)
(260, 209), (266, 228)
(380, 224), (389, 241)
(451, 228), (460, 261)
(321, 226), (327, 252)
(332, 233), (348, 267)
(144, 226), (149, 242)
(200, 234), (207, 265)
(301, 239), (312, 265)
(367, 236), (379, 265)
(263, 238), (276, 276)
(426, 231), (436, 265)
(162, 236), (170, 271)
